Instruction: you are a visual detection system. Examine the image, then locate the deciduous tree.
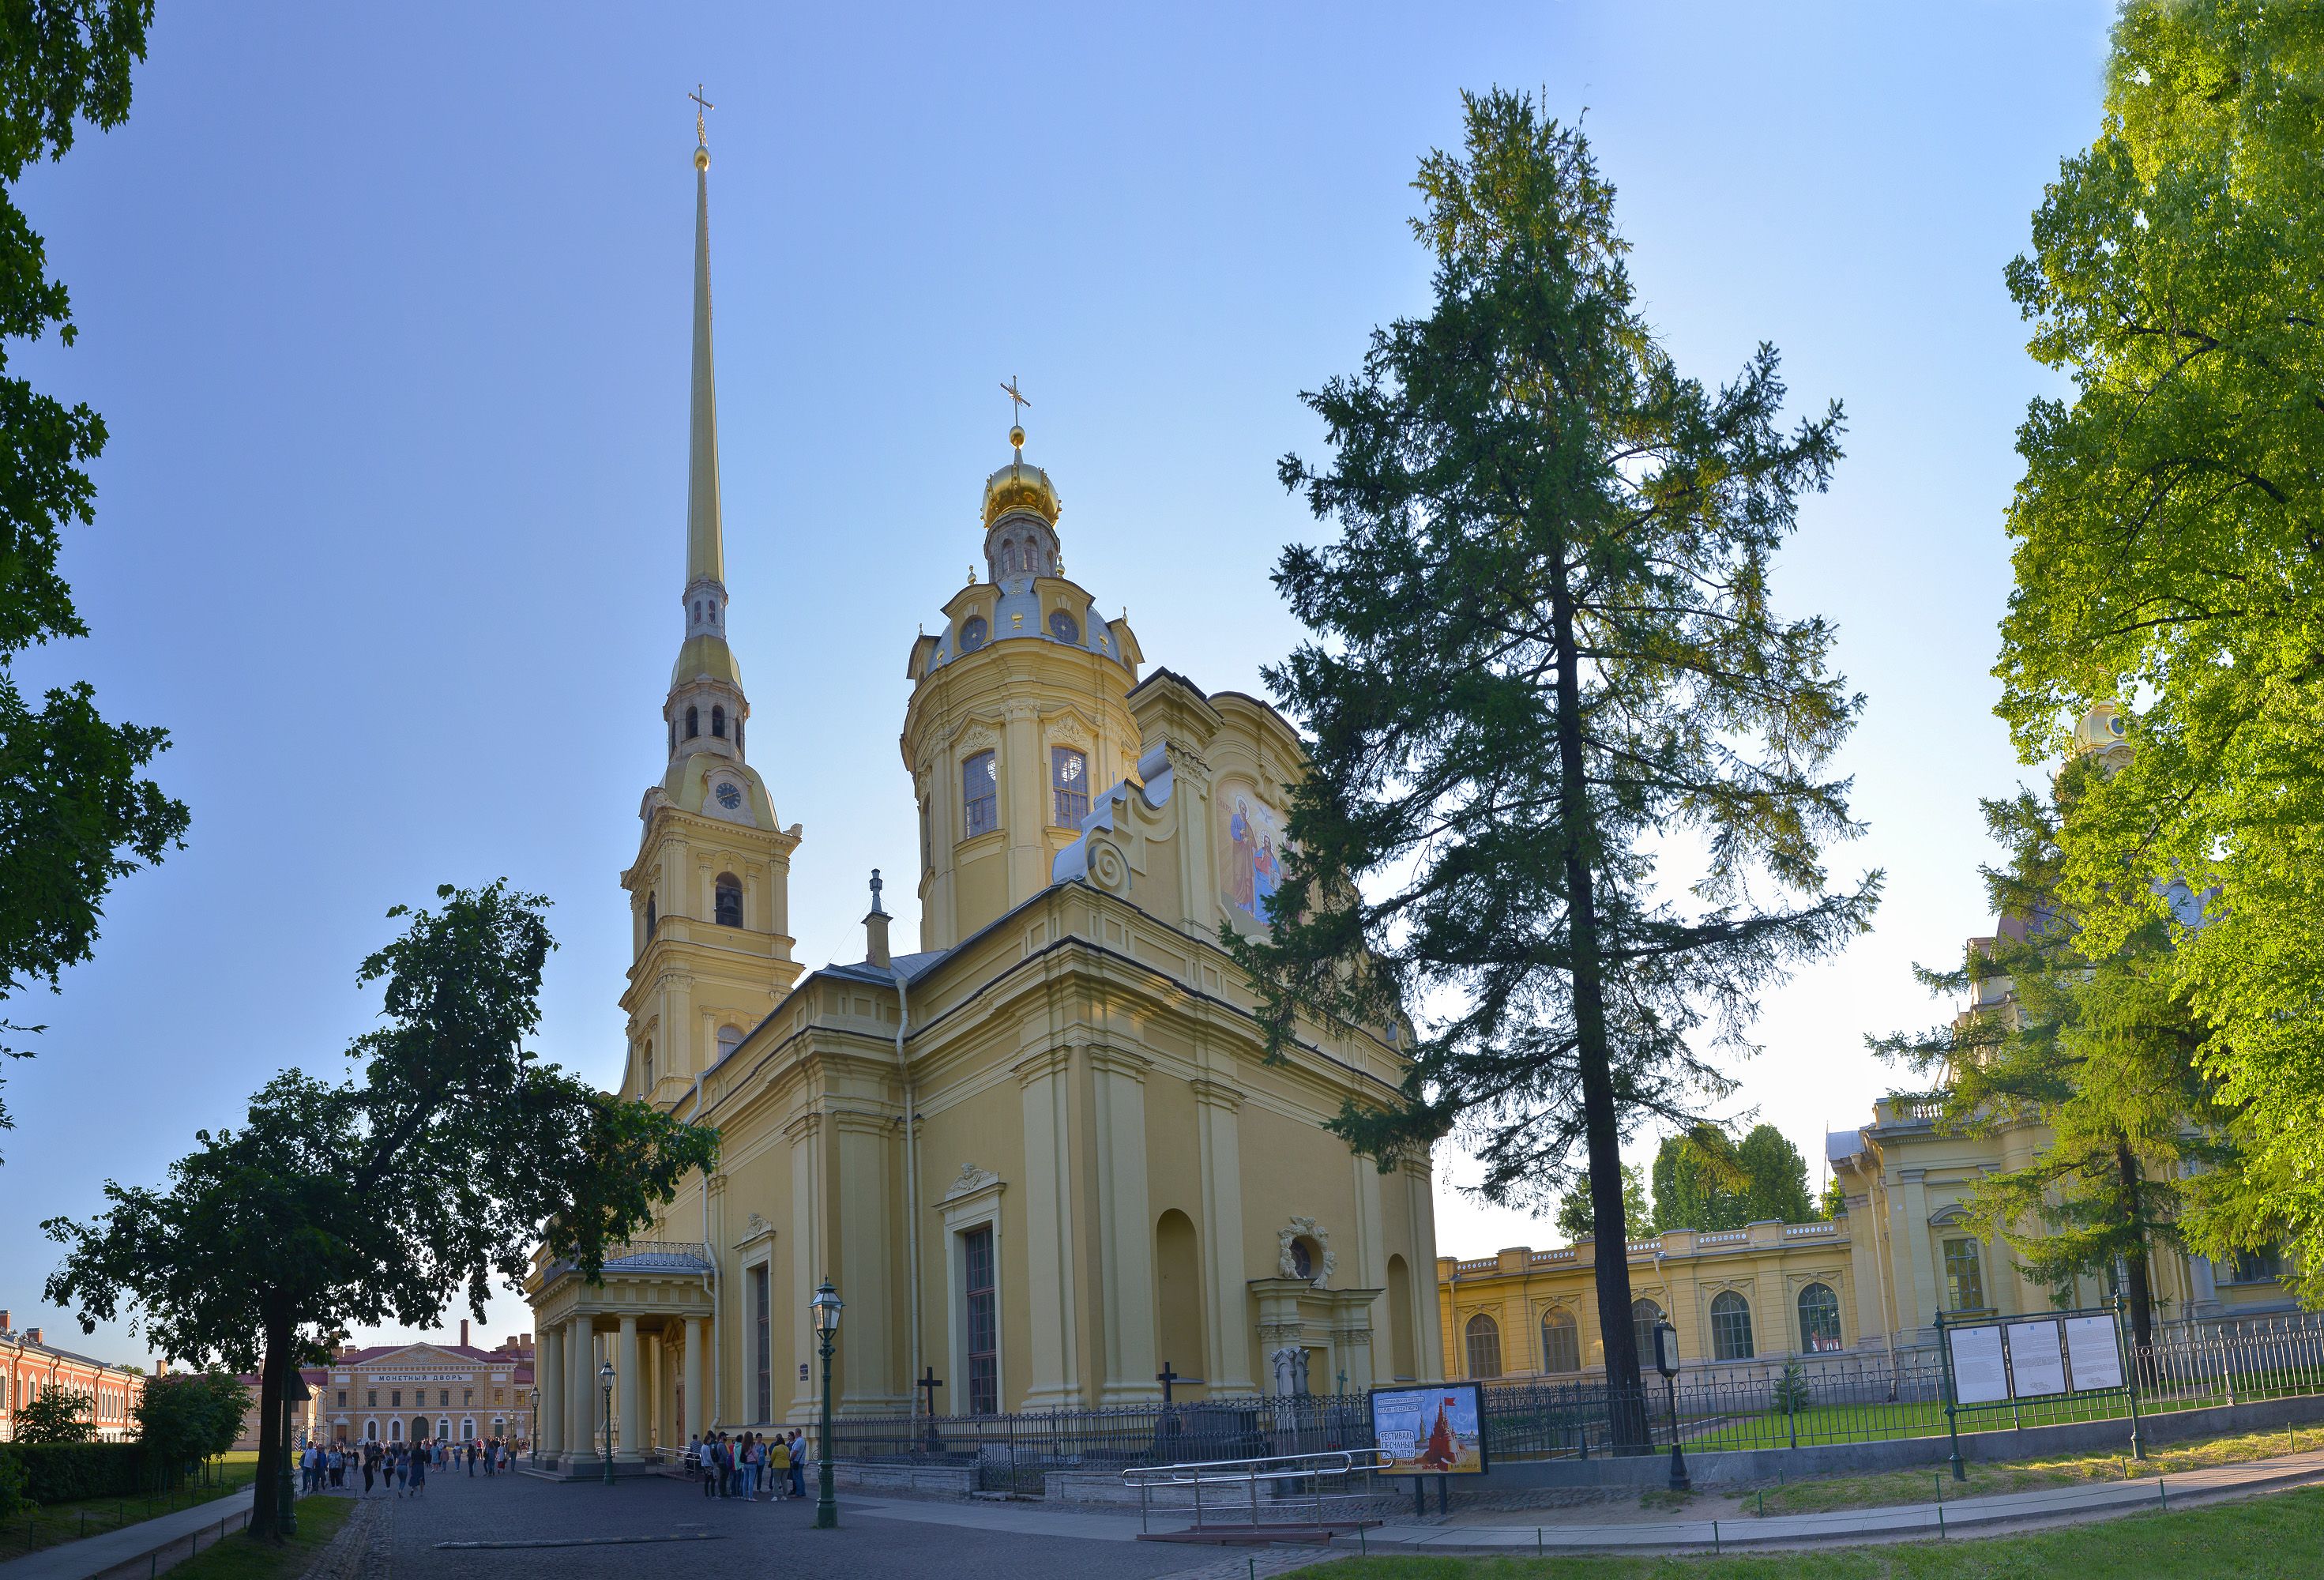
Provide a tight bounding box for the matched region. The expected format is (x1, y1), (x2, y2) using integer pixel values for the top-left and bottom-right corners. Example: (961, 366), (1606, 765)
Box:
(13, 1383), (94, 1443)
(43, 883), (717, 1540)
(1553, 1162), (1649, 1243)
(0, 0), (188, 1153)
(1991, 0), (2324, 1290)
(1232, 90), (1878, 1443)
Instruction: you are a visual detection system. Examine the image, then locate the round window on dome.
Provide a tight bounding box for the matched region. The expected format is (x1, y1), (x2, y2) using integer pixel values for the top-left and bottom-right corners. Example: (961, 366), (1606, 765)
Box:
(1048, 609), (1080, 644)
(960, 615), (988, 652)
(2109, 715), (2126, 737)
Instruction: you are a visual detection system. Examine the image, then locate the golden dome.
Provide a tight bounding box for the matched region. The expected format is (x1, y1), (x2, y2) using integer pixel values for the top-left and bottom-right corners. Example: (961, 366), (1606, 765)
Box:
(2072, 701), (2130, 755)
(983, 457), (1061, 529)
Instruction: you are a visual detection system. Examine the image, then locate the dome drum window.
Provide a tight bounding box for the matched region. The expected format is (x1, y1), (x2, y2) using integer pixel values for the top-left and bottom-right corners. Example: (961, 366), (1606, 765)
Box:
(711, 705), (726, 739)
(684, 705), (699, 739)
(962, 750), (998, 838)
(959, 615), (989, 653)
(1051, 746), (1088, 827)
(1047, 608), (1080, 644)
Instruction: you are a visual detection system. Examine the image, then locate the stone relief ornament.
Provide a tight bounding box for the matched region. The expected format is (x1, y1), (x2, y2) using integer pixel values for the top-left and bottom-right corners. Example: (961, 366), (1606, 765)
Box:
(1277, 1217), (1336, 1284)
(945, 1162), (1003, 1202)
(1086, 834), (1130, 896)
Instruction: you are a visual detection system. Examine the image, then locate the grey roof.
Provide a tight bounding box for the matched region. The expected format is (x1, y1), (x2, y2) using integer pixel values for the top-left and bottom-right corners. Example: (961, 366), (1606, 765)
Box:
(927, 577), (1118, 671)
(820, 947), (951, 987)
(1825, 1127), (1867, 1164)
(600, 1250), (712, 1273)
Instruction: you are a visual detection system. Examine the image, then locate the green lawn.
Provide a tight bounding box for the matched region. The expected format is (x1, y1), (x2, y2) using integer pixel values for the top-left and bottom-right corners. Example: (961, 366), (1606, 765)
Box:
(1751, 1424), (2323, 1517)
(1291, 1483), (2324, 1578)
(1674, 1386), (2314, 1452)
(0, 1457), (261, 1563)
(163, 1496), (353, 1580)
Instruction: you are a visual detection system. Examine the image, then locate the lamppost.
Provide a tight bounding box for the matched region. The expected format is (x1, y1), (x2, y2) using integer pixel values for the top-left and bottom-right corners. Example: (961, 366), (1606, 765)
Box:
(600, 1360), (616, 1485)
(811, 1280), (843, 1529)
(1653, 1320), (1688, 1493)
(528, 1387), (539, 1468)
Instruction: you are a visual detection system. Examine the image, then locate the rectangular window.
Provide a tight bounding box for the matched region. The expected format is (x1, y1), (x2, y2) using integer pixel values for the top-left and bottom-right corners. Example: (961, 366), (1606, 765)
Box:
(962, 750), (998, 839)
(1051, 747), (1088, 827)
(463, 1388), (473, 1406)
(751, 1263), (772, 1423)
(920, 797), (933, 871)
(337, 1390), (347, 1408)
(964, 1224), (998, 1415)
(1943, 1238), (1987, 1311)
(389, 1390), (400, 1408)
(368, 1390), (377, 1408)
(439, 1390), (449, 1408)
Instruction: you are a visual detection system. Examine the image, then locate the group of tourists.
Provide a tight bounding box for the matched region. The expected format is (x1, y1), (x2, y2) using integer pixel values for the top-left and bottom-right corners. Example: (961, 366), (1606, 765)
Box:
(690, 1429), (810, 1499)
(298, 1435), (521, 1495)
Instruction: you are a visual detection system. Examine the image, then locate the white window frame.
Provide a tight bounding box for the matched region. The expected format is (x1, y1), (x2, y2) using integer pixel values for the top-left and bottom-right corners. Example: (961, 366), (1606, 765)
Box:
(941, 1172), (1006, 1416)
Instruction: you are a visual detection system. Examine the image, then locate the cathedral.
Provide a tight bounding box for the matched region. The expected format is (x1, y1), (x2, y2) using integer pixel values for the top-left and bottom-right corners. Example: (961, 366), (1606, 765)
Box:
(523, 127), (1442, 1469)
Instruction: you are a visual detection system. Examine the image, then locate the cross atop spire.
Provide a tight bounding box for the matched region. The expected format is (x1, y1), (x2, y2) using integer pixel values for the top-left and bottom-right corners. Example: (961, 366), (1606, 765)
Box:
(1001, 376), (1030, 461)
(690, 83), (714, 148)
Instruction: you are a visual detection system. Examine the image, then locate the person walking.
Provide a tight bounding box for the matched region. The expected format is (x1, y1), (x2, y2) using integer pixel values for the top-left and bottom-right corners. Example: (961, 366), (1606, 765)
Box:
(790, 1430), (807, 1500)
(360, 1443), (376, 1498)
(410, 1441), (428, 1499)
(698, 1435), (715, 1498)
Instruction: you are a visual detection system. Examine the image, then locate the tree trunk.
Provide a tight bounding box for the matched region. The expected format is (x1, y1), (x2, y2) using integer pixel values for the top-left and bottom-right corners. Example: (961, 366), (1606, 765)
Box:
(248, 1315), (291, 1542)
(1549, 553), (1649, 1452)
(2117, 1140), (2158, 1382)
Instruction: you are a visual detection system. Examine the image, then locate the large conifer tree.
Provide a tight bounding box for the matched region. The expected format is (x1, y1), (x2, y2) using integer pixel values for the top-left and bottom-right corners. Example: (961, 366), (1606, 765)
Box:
(1234, 91), (1877, 1439)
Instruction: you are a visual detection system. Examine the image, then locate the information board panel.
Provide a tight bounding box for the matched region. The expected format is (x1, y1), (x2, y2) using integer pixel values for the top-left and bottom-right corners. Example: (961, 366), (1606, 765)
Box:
(1946, 1323), (2010, 1405)
(2004, 1319), (2068, 1398)
(1369, 1383), (1488, 1475)
(2063, 1315), (2123, 1391)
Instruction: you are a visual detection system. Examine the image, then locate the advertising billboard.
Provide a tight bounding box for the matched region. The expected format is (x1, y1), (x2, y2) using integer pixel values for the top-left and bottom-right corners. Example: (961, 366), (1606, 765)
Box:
(1369, 1382), (1488, 1476)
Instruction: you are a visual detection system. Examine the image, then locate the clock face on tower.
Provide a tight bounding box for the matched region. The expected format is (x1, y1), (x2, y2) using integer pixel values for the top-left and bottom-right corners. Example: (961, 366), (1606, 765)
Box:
(714, 781), (743, 811)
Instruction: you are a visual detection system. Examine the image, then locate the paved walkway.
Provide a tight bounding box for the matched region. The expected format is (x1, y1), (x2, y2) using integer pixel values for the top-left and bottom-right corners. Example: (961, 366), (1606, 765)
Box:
(0, 1488), (260, 1580)
(857, 1443), (2324, 1556)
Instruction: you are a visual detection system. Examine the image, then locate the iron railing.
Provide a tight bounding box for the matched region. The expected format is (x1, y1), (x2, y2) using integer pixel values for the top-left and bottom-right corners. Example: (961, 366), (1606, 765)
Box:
(824, 1311), (2324, 1492)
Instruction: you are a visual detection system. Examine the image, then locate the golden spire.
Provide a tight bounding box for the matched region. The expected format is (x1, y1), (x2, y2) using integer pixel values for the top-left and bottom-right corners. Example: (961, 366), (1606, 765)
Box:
(685, 86), (722, 587)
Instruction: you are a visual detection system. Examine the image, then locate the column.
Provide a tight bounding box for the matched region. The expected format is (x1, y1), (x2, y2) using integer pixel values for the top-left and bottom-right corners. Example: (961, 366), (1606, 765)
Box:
(1015, 1047), (1084, 1407)
(1092, 1047), (1157, 1403)
(617, 1317), (641, 1461)
(538, 1324), (565, 1462)
(568, 1317), (596, 1460)
(683, 1318), (705, 1444)
(1194, 1075), (1254, 1392)
(646, 1336), (664, 1450)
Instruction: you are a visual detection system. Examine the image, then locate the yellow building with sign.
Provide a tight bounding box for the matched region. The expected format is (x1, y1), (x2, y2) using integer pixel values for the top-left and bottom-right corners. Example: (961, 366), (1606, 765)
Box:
(522, 130), (1441, 1471)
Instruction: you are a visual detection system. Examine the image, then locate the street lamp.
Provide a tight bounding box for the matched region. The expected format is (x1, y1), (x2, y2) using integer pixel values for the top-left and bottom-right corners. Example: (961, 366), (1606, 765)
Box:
(528, 1387), (539, 1468)
(811, 1280), (844, 1529)
(600, 1360), (616, 1485)
(1653, 1320), (1688, 1493)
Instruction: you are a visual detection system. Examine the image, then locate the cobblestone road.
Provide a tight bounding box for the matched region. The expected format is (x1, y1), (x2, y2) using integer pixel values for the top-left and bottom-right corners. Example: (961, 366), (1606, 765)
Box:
(325, 1465), (1305, 1580)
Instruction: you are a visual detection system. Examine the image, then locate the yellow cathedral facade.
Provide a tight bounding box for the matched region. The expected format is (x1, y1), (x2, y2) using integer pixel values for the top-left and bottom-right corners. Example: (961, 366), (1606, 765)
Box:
(524, 126), (1442, 1470)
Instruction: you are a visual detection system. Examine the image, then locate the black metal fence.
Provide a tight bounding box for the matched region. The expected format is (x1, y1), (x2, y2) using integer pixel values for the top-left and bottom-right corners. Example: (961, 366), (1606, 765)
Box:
(826, 1311), (2324, 1495)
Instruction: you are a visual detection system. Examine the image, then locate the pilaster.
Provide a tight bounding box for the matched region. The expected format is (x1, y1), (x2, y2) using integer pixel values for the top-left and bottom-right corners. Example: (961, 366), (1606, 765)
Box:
(1191, 1074), (1254, 1393)
(1015, 1047), (1083, 1408)
(1090, 1045), (1158, 1403)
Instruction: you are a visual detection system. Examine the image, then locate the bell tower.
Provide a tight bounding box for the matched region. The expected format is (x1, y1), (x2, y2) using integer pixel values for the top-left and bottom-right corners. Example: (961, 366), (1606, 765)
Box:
(619, 115), (802, 1108)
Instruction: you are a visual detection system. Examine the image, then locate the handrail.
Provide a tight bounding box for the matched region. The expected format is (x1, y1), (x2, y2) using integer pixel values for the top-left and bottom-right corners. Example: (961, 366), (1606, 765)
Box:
(1121, 1447), (1391, 1488)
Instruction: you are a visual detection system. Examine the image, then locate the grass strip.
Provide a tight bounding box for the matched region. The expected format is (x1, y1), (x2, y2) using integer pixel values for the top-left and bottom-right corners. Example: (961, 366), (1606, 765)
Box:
(163, 1496), (353, 1580)
(1290, 1483), (2324, 1578)
(0, 1459), (262, 1563)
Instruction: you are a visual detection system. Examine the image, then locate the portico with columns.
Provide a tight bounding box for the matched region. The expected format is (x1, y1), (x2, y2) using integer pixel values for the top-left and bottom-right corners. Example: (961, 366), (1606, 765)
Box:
(528, 1243), (714, 1477)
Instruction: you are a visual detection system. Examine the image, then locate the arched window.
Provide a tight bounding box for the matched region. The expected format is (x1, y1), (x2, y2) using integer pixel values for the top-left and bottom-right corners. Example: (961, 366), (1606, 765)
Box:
(1943, 1238), (1987, 1311)
(735, 716), (743, 754)
(1464, 1312), (1503, 1379)
(716, 1024), (743, 1063)
(711, 705), (726, 739)
(641, 1039), (654, 1089)
(1631, 1298), (1665, 1367)
(1051, 746), (1088, 826)
(1048, 608), (1080, 644)
(1710, 1291), (1755, 1360)
(1540, 1308), (1581, 1374)
(645, 895), (656, 940)
(667, 720), (676, 755)
(1797, 1282), (1842, 1352)
(684, 705), (699, 739)
(389, 1419), (401, 1442)
(963, 750), (998, 837)
(960, 615), (988, 652)
(713, 873), (743, 927)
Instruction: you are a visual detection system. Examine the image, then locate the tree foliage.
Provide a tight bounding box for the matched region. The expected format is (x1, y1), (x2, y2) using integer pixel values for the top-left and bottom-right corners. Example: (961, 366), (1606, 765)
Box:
(1992, 1), (2324, 1295)
(1228, 88), (1876, 1426)
(1648, 1122), (1814, 1233)
(133, 1371), (248, 1471)
(42, 882), (718, 1539)
(1553, 1161), (1649, 1242)
(1873, 769), (2228, 1348)
(13, 1384), (94, 1443)
(0, 0), (186, 1153)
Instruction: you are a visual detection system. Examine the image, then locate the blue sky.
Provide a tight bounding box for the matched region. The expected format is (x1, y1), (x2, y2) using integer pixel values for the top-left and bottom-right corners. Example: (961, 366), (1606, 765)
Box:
(4, 2), (2114, 1361)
